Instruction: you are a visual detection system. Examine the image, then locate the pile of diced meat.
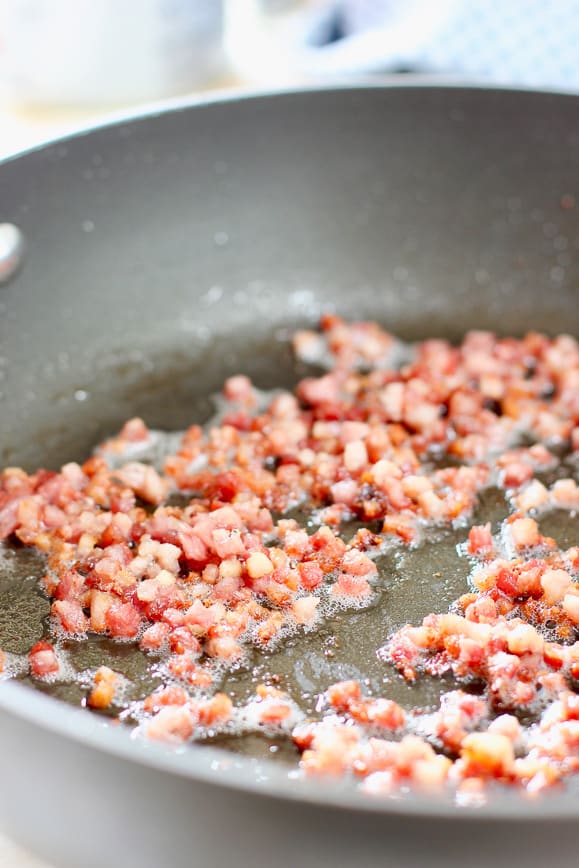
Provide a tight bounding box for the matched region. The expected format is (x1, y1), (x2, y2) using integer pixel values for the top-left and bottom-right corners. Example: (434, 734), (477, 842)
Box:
(0, 316), (577, 804)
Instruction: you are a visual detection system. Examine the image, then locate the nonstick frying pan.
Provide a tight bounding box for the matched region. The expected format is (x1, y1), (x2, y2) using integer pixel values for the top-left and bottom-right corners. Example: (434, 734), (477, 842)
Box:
(0, 85), (577, 868)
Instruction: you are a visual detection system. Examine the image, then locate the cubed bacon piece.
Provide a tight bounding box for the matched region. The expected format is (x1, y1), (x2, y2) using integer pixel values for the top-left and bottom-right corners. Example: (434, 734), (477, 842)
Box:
(29, 641), (59, 678)
(467, 523), (493, 556)
(488, 714), (522, 745)
(418, 490), (447, 521)
(382, 514), (417, 544)
(543, 642), (567, 670)
(87, 666), (119, 709)
(562, 594), (579, 625)
(464, 595), (498, 624)
(52, 600), (89, 635)
(0, 499), (20, 539)
(566, 547), (579, 570)
(178, 527), (208, 563)
(169, 627), (201, 656)
(515, 562), (544, 597)
(145, 706), (194, 743)
(252, 686), (299, 728)
(140, 622), (170, 651)
(501, 461), (534, 489)
(143, 686), (188, 712)
(332, 572), (371, 598)
(219, 557), (242, 580)
(54, 569), (86, 602)
(383, 631), (422, 681)
(291, 596), (320, 626)
(205, 635), (244, 661)
(461, 732), (515, 778)
(156, 543), (181, 573)
(495, 567), (519, 598)
(292, 328), (327, 363)
(327, 680), (362, 711)
(105, 602), (141, 638)
(211, 527), (246, 558)
(223, 375), (256, 405)
(506, 622), (543, 656)
(255, 612), (284, 645)
(297, 561), (324, 591)
(410, 754), (453, 790)
(364, 699), (406, 730)
(509, 517), (540, 548)
(541, 569), (573, 605)
(379, 477), (412, 511)
(516, 480), (549, 513)
(214, 574), (242, 602)
(167, 654), (213, 687)
(379, 382), (404, 421)
(292, 720), (317, 752)
(330, 479), (359, 506)
(95, 541), (133, 569)
(297, 373), (340, 407)
(360, 771), (398, 795)
(114, 462), (169, 505)
(162, 607), (187, 629)
(343, 441), (368, 474)
(197, 693), (233, 727)
(341, 549), (377, 577)
(283, 528), (310, 557)
(299, 723), (361, 776)
(183, 599), (220, 633)
(550, 478), (579, 510)
(90, 590), (116, 633)
(246, 551), (274, 579)
(136, 578), (161, 603)
(119, 417), (150, 442)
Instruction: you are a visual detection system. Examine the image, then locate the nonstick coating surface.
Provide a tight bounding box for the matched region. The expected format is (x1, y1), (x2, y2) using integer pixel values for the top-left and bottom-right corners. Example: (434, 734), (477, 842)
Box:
(0, 87), (578, 867)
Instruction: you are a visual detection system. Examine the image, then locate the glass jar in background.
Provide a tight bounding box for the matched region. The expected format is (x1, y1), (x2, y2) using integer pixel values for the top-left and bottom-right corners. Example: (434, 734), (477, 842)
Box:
(0, 0), (226, 110)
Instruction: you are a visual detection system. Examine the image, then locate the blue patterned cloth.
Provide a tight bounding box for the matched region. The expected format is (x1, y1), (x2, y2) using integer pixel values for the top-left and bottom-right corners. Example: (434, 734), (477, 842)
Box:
(301, 0), (579, 91)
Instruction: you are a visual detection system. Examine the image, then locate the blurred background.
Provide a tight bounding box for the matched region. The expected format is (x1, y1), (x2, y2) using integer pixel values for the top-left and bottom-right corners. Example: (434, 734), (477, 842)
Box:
(1, 0), (579, 159)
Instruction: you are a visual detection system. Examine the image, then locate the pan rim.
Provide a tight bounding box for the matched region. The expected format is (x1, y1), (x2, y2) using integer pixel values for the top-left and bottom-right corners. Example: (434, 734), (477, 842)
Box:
(1, 82), (578, 822)
(2, 78), (579, 168)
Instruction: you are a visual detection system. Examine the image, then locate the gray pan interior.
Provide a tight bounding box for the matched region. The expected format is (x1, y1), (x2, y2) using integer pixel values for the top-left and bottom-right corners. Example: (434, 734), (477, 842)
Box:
(0, 86), (578, 868)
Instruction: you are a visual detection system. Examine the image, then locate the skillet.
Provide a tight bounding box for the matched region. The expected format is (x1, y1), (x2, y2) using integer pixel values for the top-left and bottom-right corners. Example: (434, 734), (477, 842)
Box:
(0, 85), (577, 868)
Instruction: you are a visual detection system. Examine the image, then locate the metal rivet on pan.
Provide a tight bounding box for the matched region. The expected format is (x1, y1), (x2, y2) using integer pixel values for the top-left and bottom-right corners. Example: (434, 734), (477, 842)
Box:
(0, 223), (24, 285)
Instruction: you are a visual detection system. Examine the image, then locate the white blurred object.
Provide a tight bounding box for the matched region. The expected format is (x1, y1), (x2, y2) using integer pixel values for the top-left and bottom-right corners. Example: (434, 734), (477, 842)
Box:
(225, 0), (324, 85)
(0, 0), (226, 109)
